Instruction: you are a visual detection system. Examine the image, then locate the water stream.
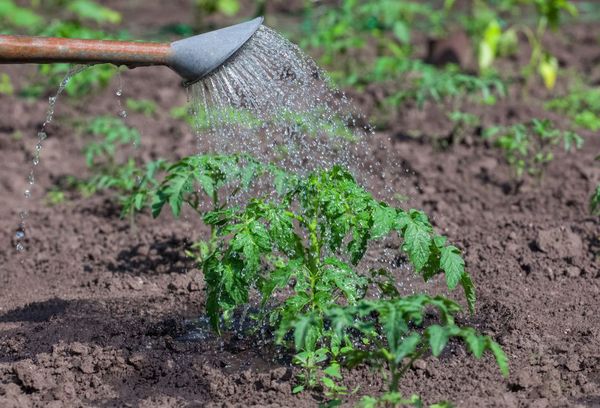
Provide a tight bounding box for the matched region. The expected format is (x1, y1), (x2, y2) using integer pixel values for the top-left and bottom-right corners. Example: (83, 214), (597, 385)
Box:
(15, 65), (88, 253)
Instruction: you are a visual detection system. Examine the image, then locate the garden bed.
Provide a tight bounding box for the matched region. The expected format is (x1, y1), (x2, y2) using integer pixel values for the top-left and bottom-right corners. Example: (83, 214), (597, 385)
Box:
(0, 1), (599, 407)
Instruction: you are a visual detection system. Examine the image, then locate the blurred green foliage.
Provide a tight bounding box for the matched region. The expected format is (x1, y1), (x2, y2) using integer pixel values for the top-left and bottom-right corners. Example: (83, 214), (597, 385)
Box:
(0, 73), (14, 95)
(126, 98), (159, 118)
(546, 88), (600, 131)
(300, 0), (579, 115)
(195, 0), (240, 17)
(467, 0), (577, 89)
(299, 0), (506, 115)
(1, 0), (127, 98)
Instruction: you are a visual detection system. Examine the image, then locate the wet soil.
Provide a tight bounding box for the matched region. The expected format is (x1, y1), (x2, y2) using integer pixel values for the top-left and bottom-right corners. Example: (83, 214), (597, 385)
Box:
(0, 2), (599, 407)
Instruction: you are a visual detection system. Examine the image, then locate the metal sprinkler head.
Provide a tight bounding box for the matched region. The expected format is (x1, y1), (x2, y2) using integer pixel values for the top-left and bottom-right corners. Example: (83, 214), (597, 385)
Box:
(169, 17), (263, 84)
(0, 17), (265, 84)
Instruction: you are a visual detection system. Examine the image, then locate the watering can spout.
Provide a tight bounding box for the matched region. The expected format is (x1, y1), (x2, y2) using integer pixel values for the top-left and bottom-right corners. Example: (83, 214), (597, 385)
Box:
(169, 17), (263, 84)
(0, 17), (264, 85)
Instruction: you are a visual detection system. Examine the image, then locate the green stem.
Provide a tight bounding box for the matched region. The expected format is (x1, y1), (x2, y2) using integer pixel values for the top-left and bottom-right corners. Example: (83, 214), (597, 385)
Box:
(209, 189), (219, 251)
(307, 216), (322, 310)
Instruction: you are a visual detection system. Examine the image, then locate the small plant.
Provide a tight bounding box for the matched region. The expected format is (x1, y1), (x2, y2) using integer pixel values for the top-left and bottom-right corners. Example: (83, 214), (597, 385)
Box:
(300, 0), (506, 118)
(384, 61), (505, 109)
(126, 98), (158, 118)
(83, 116), (140, 167)
(63, 116), (167, 220)
(447, 110), (480, 145)
(484, 119), (583, 179)
(44, 188), (67, 206)
(545, 87), (600, 131)
(315, 295), (508, 406)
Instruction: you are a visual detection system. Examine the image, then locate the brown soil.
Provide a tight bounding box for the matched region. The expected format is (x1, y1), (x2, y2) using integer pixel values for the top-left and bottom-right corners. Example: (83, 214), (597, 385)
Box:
(0, 2), (599, 407)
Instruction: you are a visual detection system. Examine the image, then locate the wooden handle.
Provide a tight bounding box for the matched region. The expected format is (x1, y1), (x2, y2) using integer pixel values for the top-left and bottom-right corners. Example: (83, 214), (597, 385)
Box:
(0, 35), (172, 67)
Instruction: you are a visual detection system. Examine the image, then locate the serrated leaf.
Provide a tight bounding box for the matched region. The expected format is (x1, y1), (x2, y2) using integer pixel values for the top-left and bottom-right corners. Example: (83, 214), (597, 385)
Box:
(427, 325), (449, 357)
(403, 221), (432, 272)
(464, 330), (485, 358)
(371, 205), (397, 239)
(196, 173), (215, 198)
(440, 245), (464, 290)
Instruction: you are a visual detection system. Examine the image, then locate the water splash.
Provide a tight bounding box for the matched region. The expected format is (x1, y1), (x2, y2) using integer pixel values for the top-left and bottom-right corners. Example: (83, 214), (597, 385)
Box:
(188, 25), (374, 177)
(15, 65), (87, 253)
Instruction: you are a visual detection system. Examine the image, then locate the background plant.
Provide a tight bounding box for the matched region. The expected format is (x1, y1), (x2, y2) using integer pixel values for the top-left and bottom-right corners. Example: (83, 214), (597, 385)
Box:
(546, 87), (600, 131)
(299, 0), (506, 115)
(484, 118), (583, 179)
(472, 0), (578, 89)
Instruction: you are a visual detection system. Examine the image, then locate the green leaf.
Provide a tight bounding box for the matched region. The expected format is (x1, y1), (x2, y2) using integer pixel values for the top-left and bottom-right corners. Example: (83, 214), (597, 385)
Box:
(461, 273), (476, 313)
(197, 173), (215, 198)
(323, 363), (343, 379)
(463, 329), (485, 358)
(440, 245), (464, 290)
(321, 376), (336, 389)
(371, 205), (397, 239)
(427, 325), (449, 357)
(392, 333), (421, 364)
(292, 385), (304, 394)
(402, 220), (432, 272)
(489, 340), (509, 377)
(538, 54), (558, 90)
(294, 314), (319, 352)
(322, 258), (365, 303)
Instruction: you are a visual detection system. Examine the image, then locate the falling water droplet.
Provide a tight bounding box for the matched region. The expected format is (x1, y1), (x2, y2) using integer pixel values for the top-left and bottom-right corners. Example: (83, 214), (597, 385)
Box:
(15, 230), (25, 240)
(116, 89), (123, 97)
(16, 65), (87, 249)
(119, 110), (127, 118)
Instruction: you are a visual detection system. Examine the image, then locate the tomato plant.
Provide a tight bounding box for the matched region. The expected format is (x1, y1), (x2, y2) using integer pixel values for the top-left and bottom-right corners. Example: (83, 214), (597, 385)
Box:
(484, 119), (583, 179)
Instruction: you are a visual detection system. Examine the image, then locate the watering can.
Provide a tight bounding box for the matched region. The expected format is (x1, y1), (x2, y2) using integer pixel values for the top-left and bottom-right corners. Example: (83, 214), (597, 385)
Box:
(0, 17), (263, 84)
